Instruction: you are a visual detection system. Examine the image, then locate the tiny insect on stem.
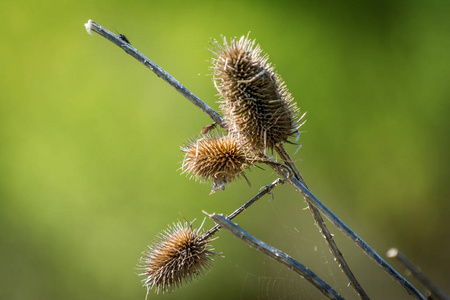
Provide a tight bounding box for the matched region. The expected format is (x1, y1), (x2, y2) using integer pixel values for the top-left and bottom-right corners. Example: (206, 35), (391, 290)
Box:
(118, 34), (131, 44)
(200, 122), (217, 135)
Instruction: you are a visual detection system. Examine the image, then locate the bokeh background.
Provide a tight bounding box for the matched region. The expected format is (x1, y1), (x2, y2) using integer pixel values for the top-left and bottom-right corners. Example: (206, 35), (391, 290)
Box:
(1, 0), (449, 299)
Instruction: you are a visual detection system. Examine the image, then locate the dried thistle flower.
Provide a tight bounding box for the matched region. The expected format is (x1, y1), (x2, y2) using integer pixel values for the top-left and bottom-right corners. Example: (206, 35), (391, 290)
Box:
(181, 134), (253, 193)
(211, 35), (305, 151)
(138, 221), (216, 294)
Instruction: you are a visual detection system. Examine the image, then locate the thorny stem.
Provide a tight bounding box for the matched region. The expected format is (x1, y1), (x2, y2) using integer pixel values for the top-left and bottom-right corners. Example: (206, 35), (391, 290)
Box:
(202, 178), (286, 240)
(85, 19), (426, 300)
(206, 213), (345, 300)
(387, 248), (450, 300)
(275, 145), (370, 300)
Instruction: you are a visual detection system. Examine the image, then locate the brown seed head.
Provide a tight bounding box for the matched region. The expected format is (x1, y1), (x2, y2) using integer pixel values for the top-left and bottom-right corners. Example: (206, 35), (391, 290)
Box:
(139, 221), (216, 294)
(211, 35), (304, 151)
(181, 134), (252, 193)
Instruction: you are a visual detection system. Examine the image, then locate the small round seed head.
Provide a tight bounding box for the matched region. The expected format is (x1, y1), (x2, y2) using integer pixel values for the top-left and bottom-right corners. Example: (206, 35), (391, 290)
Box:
(138, 221), (216, 294)
(211, 35), (304, 151)
(181, 134), (252, 193)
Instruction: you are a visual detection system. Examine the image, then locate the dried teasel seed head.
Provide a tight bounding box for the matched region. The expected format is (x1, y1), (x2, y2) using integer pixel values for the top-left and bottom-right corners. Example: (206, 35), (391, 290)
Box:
(211, 35), (305, 151)
(181, 134), (253, 193)
(138, 221), (216, 294)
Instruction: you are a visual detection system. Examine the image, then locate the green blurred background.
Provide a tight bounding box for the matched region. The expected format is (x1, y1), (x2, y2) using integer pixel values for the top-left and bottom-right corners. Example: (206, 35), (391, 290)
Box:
(1, 0), (449, 299)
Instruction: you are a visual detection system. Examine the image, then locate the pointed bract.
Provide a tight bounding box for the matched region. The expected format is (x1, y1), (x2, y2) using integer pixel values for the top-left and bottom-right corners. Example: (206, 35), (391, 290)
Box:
(139, 221), (216, 294)
(212, 35), (304, 151)
(181, 134), (253, 193)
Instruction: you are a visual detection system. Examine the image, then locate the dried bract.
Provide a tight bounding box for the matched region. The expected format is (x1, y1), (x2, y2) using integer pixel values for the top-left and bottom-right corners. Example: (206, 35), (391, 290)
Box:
(181, 134), (252, 193)
(139, 221), (216, 294)
(212, 35), (304, 151)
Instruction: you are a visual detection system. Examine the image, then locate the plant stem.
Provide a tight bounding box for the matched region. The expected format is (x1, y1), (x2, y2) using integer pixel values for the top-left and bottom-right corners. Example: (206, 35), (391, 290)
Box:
(287, 176), (425, 300)
(275, 145), (369, 300)
(206, 212), (345, 300)
(84, 20), (226, 129)
(202, 178), (285, 239)
(85, 19), (426, 300)
(387, 248), (450, 300)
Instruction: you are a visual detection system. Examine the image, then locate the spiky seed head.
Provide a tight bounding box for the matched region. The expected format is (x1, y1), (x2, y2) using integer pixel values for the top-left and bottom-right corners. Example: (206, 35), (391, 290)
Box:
(211, 35), (304, 151)
(181, 134), (252, 193)
(139, 221), (216, 294)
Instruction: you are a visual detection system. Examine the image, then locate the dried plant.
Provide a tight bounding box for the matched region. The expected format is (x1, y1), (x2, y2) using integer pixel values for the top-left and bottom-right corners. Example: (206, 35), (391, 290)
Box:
(85, 20), (435, 300)
(138, 221), (216, 295)
(211, 35), (304, 152)
(181, 134), (254, 193)
(211, 35), (369, 299)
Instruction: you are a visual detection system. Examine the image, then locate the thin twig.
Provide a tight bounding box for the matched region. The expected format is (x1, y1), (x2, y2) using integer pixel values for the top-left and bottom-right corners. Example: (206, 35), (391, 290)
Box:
(275, 145), (369, 300)
(202, 178), (286, 239)
(84, 20), (426, 300)
(205, 212), (345, 300)
(84, 20), (226, 129)
(287, 177), (425, 300)
(387, 248), (450, 300)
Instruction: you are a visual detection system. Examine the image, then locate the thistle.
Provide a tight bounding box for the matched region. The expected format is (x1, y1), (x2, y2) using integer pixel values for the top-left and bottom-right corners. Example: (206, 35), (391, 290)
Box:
(211, 35), (305, 151)
(181, 134), (253, 193)
(138, 221), (216, 294)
